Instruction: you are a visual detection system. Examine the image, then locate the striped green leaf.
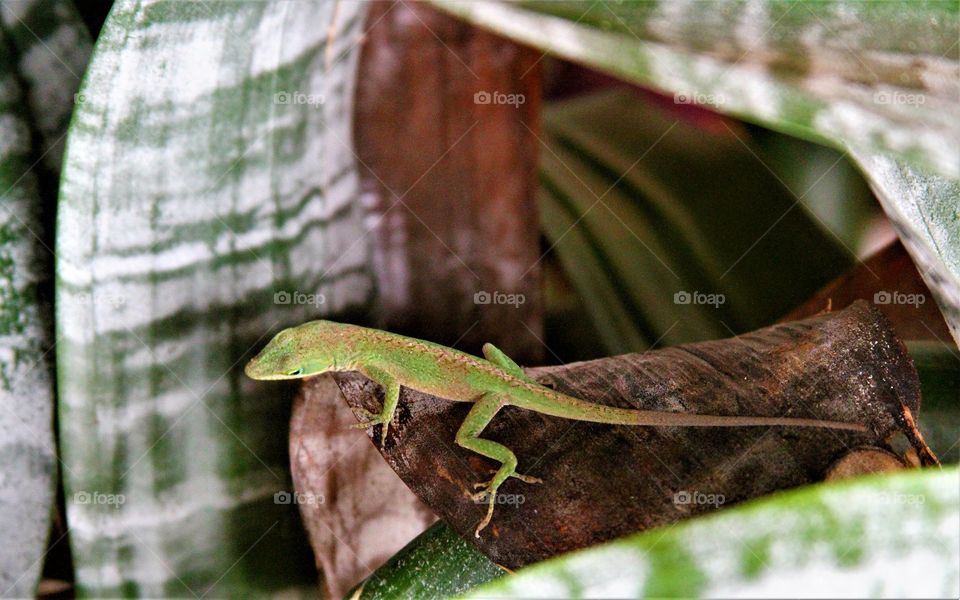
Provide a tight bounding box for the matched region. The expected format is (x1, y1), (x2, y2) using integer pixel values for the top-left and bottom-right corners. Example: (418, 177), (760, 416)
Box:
(462, 467), (960, 598)
(56, 0), (374, 596)
(0, 1), (90, 595)
(539, 89), (854, 353)
(354, 521), (504, 600)
(432, 0), (960, 348)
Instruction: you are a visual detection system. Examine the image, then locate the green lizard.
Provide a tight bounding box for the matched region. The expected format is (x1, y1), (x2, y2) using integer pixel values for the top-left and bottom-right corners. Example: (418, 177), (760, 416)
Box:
(245, 320), (868, 536)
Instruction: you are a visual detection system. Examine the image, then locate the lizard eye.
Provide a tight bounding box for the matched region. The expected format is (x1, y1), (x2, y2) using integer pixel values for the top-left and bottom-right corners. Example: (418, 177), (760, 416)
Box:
(287, 368), (304, 376)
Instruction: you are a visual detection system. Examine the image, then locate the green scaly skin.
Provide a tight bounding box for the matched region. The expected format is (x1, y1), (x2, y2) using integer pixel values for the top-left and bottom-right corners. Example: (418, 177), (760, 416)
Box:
(245, 320), (868, 536)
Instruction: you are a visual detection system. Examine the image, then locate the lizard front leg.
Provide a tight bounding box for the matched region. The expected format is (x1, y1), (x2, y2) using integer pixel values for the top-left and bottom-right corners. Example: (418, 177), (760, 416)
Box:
(351, 365), (400, 448)
(455, 394), (542, 537)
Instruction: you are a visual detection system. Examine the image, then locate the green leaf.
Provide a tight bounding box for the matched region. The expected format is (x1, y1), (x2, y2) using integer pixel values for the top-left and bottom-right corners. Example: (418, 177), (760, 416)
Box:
(0, 1), (90, 595)
(56, 0), (375, 595)
(539, 89), (853, 354)
(462, 467), (960, 598)
(910, 341), (960, 464)
(851, 152), (960, 346)
(354, 521), (503, 600)
(432, 0), (960, 348)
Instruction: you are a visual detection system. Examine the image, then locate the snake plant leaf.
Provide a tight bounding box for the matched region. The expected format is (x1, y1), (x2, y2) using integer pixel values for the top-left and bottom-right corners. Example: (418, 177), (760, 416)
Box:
(0, 30), (57, 600)
(461, 467), (960, 598)
(56, 0), (374, 596)
(851, 151), (960, 347)
(431, 0), (960, 349)
(432, 0), (959, 177)
(0, 2), (90, 595)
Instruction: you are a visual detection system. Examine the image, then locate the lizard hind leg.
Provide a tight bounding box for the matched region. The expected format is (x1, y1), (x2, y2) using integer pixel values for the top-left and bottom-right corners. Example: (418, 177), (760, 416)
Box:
(481, 343), (536, 383)
(455, 395), (539, 537)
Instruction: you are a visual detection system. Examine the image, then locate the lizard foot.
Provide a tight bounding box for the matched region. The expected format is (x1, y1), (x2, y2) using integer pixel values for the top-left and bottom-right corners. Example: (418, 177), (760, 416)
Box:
(470, 485), (498, 537)
(349, 407), (383, 427)
(349, 409), (391, 448)
(349, 417), (387, 429)
(470, 487), (494, 503)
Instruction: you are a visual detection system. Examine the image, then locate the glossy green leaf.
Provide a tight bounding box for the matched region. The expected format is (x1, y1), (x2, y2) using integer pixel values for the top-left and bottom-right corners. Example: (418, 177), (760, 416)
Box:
(432, 0), (960, 348)
(56, 0), (374, 596)
(462, 467), (960, 598)
(354, 521), (503, 600)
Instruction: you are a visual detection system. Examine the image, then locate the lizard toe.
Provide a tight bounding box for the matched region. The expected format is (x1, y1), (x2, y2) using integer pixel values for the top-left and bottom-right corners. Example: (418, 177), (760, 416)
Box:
(513, 473), (543, 485)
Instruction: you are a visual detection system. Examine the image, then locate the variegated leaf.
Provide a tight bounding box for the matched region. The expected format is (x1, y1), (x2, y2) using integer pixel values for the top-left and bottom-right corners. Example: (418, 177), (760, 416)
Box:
(56, 0), (374, 596)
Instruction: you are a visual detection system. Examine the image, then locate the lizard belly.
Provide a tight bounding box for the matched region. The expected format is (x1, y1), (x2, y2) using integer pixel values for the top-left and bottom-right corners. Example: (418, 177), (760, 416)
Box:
(404, 374), (480, 402)
(378, 361), (482, 402)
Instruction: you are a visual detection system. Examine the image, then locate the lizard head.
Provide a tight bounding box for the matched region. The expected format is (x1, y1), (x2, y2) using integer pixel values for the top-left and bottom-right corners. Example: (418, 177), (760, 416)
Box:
(244, 320), (354, 380)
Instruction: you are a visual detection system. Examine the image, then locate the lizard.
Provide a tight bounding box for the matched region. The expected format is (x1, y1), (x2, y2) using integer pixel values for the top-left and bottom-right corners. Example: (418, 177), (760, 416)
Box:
(244, 319), (869, 537)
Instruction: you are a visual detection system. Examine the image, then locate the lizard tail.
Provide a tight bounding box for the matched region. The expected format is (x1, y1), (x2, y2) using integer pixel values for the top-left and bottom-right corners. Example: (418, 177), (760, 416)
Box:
(519, 390), (868, 432)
